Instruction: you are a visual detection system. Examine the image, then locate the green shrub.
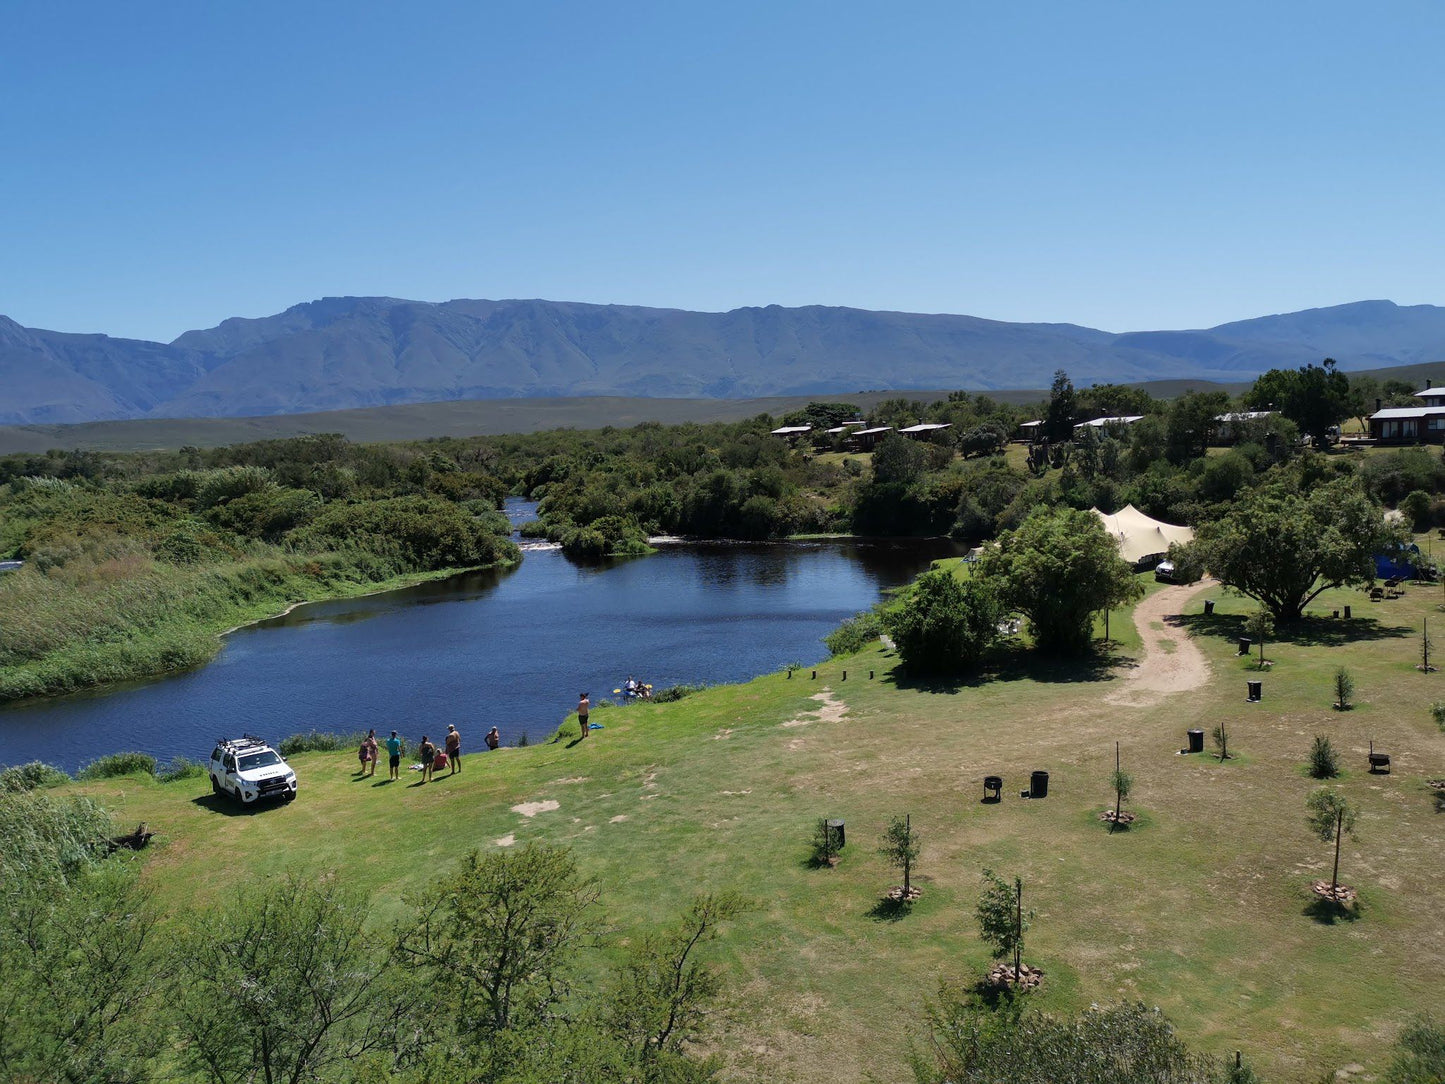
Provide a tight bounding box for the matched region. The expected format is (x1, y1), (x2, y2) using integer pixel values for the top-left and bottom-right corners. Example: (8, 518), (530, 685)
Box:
(0, 789), (114, 882)
(1308, 735), (1340, 779)
(278, 731), (365, 756)
(77, 752), (157, 781)
(652, 683), (707, 703)
(156, 756), (208, 783)
(0, 761), (72, 793)
(824, 610), (883, 657)
(292, 496), (519, 571)
(1165, 541), (1205, 584)
(1384, 1013), (1445, 1084)
(885, 568), (1005, 676)
(1432, 702), (1445, 730)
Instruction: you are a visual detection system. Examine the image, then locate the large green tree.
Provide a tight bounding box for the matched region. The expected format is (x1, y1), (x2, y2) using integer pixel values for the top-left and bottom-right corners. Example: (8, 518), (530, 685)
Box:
(884, 568), (1005, 675)
(1165, 390), (1231, 464)
(978, 507), (1143, 654)
(1189, 476), (1395, 621)
(1043, 369), (1078, 442)
(172, 876), (414, 1084)
(1245, 358), (1352, 448)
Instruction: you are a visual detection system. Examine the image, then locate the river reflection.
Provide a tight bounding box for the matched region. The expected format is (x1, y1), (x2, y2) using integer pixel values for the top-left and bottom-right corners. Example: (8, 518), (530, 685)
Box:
(0, 504), (957, 772)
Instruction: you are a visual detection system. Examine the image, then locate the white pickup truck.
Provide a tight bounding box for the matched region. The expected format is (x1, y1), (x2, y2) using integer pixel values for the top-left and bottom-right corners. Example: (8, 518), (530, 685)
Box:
(208, 736), (298, 805)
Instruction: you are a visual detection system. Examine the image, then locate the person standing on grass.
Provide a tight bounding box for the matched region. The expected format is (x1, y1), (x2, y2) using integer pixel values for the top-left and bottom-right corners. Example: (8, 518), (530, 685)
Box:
(486, 726), (501, 751)
(386, 730), (402, 781)
(445, 724), (461, 775)
(577, 692), (590, 741)
(419, 735), (436, 783)
(360, 729), (378, 777)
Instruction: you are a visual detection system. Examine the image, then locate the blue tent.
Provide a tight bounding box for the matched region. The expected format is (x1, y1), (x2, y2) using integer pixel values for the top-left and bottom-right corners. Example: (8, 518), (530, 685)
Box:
(1375, 543), (1421, 580)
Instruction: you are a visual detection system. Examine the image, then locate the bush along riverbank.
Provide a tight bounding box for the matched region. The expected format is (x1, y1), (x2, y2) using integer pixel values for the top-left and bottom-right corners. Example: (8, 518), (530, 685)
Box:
(0, 458), (519, 703)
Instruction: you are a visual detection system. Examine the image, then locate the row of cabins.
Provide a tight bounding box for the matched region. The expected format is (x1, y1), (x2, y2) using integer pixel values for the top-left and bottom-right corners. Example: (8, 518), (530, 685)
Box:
(1019, 411), (1271, 443)
(773, 380), (1445, 450)
(770, 421), (952, 451)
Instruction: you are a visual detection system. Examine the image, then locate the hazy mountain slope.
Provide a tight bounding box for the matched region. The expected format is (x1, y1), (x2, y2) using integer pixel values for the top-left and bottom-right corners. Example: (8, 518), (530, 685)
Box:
(2, 298), (1442, 425)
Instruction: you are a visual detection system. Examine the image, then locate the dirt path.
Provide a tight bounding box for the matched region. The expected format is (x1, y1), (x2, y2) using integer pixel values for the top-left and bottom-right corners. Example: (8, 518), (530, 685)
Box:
(1105, 579), (1216, 707)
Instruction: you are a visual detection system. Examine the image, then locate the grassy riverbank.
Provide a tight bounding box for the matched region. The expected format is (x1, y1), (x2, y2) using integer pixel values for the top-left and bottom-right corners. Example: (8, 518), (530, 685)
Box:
(69, 578), (1445, 1084)
(0, 549), (505, 702)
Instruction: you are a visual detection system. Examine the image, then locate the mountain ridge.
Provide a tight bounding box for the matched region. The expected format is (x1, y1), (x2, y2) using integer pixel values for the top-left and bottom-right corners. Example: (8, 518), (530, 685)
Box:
(3, 297), (1443, 426)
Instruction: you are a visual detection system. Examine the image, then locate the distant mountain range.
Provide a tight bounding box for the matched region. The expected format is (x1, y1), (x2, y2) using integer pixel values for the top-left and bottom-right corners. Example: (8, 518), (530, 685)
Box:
(3, 297), (1444, 426)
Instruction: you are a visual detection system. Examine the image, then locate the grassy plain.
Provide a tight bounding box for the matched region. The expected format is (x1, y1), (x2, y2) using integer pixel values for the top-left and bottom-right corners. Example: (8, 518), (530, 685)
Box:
(73, 577), (1444, 1084)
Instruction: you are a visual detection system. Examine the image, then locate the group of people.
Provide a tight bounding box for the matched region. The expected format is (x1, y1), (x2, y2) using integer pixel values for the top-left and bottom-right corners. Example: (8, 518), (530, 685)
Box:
(622, 676), (653, 701)
(356, 723), (502, 783)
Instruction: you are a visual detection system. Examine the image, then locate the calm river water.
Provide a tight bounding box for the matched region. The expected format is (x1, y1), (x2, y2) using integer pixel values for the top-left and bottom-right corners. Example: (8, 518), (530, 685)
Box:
(0, 501), (957, 772)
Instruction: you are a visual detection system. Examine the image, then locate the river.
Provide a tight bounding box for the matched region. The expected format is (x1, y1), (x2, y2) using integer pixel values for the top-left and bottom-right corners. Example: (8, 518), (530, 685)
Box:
(0, 501), (956, 772)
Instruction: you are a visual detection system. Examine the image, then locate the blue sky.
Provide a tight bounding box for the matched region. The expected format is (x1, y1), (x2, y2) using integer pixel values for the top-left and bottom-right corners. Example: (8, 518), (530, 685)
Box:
(3, 1), (1441, 341)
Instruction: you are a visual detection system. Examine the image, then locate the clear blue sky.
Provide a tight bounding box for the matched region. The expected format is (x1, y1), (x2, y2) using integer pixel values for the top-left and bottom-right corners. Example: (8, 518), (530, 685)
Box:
(3, 1), (1441, 342)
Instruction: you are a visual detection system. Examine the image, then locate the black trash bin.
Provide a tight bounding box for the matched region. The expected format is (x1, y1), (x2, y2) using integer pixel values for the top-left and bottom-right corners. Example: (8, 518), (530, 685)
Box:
(1247, 680), (1262, 702)
(1344, 605), (1352, 620)
(983, 775), (1002, 802)
(1237, 637), (1251, 656)
(825, 819), (845, 849)
(1029, 770), (1049, 799)
(1186, 728), (1205, 753)
(1203, 600), (1215, 615)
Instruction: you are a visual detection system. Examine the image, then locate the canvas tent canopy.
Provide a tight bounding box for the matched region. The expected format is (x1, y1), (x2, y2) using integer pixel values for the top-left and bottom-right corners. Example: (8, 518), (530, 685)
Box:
(1090, 504), (1194, 565)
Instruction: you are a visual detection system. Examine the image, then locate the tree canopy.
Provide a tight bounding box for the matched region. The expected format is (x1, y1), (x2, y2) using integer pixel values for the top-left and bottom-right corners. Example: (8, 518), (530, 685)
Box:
(1189, 476), (1395, 621)
(979, 507), (1143, 654)
(1245, 359), (1352, 448)
(884, 567), (1004, 675)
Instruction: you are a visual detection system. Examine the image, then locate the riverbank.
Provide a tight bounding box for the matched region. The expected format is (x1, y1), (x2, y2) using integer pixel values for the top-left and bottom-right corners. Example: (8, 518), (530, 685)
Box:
(0, 552), (518, 705)
(57, 578), (1445, 1083)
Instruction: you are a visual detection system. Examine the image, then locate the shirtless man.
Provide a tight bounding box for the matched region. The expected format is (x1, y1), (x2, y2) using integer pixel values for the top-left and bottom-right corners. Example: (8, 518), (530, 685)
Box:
(577, 692), (590, 740)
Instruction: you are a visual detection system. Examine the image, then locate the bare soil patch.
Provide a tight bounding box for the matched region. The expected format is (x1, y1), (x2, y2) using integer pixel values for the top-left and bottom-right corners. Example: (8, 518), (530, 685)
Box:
(781, 689), (848, 727)
(510, 799), (559, 818)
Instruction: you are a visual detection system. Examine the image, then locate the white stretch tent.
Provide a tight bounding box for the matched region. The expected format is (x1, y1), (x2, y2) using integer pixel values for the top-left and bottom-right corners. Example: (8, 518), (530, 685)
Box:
(1090, 504), (1194, 565)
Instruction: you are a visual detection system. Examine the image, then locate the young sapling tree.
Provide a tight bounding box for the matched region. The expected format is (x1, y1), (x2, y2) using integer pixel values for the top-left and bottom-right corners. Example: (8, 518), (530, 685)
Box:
(1212, 721), (1231, 761)
(879, 814), (921, 902)
(1333, 666), (1354, 710)
(1105, 742), (1133, 827)
(811, 817), (841, 867)
(1245, 608), (1274, 669)
(1422, 617), (1436, 673)
(976, 869), (1032, 986)
(1305, 788), (1359, 906)
(1308, 736), (1340, 779)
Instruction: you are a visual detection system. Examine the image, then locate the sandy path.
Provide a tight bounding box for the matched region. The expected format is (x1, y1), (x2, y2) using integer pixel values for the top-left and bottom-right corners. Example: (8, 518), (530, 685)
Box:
(1105, 579), (1216, 707)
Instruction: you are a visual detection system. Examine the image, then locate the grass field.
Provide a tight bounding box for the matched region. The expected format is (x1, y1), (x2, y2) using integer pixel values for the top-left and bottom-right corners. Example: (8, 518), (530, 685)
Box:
(70, 575), (1445, 1083)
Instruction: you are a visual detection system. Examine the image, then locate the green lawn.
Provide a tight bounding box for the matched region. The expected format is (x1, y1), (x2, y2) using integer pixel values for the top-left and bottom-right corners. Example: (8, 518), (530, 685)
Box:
(73, 576), (1445, 1084)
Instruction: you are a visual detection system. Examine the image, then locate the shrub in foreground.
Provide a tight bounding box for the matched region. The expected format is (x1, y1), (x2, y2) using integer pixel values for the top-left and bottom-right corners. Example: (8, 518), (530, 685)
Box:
(0, 761), (71, 793)
(279, 730), (366, 756)
(77, 751), (157, 781)
(825, 609), (883, 658)
(910, 996), (1257, 1084)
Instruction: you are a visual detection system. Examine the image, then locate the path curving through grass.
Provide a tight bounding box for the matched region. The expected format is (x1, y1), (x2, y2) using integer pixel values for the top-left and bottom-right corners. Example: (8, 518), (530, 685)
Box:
(1105, 578), (1217, 707)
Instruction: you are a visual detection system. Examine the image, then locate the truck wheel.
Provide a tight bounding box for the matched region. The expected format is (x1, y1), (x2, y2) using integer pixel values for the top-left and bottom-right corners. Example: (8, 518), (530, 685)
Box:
(211, 776), (222, 795)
